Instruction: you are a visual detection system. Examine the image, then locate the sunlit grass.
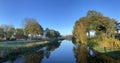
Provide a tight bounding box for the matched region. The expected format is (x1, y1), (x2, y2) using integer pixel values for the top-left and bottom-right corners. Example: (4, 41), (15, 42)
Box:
(0, 40), (48, 47)
(91, 37), (120, 59)
(0, 40), (49, 60)
(0, 40), (48, 52)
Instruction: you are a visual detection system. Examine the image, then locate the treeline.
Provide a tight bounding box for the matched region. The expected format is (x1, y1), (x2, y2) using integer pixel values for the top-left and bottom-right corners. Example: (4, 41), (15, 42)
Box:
(0, 18), (61, 41)
(73, 10), (120, 47)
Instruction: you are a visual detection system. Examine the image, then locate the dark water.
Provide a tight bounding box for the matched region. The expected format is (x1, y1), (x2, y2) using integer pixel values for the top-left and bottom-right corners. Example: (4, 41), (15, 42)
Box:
(2, 40), (120, 63)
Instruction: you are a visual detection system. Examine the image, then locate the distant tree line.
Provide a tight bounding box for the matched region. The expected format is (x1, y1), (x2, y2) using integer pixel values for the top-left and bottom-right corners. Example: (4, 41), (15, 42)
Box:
(0, 18), (61, 41)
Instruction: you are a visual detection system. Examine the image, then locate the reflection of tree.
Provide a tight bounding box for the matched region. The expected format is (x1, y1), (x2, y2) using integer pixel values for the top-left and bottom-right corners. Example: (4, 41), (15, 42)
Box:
(25, 51), (44, 63)
(46, 41), (60, 51)
(73, 44), (88, 63)
(24, 41), (61, 63)
(73, 44), (120, 63)
(45, 41), (61, 59)
(92, 53), (120, 63)
(45, 51), (50, 59)
(1, 41), (62, 63)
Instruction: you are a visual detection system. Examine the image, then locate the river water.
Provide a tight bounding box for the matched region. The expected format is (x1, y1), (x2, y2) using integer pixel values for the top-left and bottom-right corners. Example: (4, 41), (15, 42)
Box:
(3, 40), (120, 63)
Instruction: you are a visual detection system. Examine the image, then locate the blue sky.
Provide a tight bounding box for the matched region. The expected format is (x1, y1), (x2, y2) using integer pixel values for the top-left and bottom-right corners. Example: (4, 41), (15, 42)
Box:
(0, 0), (120, 35)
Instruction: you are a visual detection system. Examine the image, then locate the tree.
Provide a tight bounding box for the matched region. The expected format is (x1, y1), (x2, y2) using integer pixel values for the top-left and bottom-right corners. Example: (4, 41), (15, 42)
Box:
(0, 24), (15, 38)
(15, 28), (27, 40)
(24, 18), (44, 39)
(45, 29), (60, 39)
(87, 10), (103, 18)
(73, 10), (116, 44)
(0, 27), (4, 39)
(16, 28), (24, 35)
(73, 21), (87, 44)
(7, 27), (15, 37)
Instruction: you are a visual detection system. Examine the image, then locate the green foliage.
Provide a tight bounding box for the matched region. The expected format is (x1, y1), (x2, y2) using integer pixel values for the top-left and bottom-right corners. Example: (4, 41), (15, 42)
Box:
(6, 27), (15, 37)
(73, 10), (117, 44)
(16, 28), (24, 35)
(73, 21), (87, 44)
(87, 38), (99, 47)
(0, 25), (16, 40)
(24, 18), (43, 35)
(0, 27), (4, 38)
(15, 28), (27, 39)
(45, 29), (61, 39)
(87, 10), (103, 17)
(98, 38), (120, 48)
(10, 35), (16, 41)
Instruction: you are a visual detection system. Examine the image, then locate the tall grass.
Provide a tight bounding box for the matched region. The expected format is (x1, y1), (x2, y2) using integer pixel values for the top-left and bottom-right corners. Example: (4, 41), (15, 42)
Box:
(98, 38), (120, 48)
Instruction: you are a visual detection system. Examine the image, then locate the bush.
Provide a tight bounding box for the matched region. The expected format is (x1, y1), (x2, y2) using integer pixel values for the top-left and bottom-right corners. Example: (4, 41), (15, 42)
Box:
(87, 38), (99, 47)
(98, 38), (120, 48)
(10, 35), (16, 41)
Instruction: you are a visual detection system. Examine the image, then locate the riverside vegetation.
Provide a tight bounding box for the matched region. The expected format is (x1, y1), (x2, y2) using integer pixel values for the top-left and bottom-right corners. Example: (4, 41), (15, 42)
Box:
(73, 10), (120, 59)
(0, 18), (63, 62)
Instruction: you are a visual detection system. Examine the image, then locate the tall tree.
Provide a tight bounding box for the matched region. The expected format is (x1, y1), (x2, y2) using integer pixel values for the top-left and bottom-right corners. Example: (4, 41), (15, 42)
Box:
(16, 28), (24, 35)
(24, 18), (44, 35)
(7, 27), (15, 37)
(15, 28), (27, 40)
(87, 10), (103, 18)
(24, 18), (44, 40)
(73, 10), (116, 44)
(0, 24), (15, 37)
(0, 27), (4, 38)
(45, 29), (60, 39)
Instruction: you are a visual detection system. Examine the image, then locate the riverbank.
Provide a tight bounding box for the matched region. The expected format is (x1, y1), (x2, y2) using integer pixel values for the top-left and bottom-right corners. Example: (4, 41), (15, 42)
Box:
(0, 37), (64, 48)
(93, 47), (120, 59)
(87, 37), (120, 59)
(0, 40), (48, 48)
(0, 38), (64, 62)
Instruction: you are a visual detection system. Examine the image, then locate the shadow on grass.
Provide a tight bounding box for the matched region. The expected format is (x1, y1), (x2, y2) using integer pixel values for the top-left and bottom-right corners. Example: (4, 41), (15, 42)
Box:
(106, 51), (120, 59)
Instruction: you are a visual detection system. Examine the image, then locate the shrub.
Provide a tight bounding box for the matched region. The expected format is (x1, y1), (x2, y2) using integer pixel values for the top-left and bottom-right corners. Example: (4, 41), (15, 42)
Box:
(87, 38), (99, 47)
(98, 38), (120, 48)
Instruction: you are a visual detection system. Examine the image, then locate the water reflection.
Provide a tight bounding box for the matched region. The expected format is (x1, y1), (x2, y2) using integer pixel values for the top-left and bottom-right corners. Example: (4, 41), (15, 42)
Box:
(25, 51), (44, 63)
(73, 44), (88, 63)
(24, 41), (61, 63)
(2, 40), (120, 63)
(3, 41), (61, 63)
(73, 43), (120, 63)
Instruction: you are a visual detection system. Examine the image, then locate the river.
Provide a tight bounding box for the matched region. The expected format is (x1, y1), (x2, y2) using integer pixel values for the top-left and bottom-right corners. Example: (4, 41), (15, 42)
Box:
(2, 40), (120, 63)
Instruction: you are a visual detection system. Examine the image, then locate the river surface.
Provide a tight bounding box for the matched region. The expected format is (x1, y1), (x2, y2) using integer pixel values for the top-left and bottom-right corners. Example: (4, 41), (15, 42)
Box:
(2, 40), (120, 63)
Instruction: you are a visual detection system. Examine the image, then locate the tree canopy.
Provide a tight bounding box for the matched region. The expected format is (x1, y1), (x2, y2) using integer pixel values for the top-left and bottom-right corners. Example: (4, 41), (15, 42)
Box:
(24, 18), (44, 35)
(0, 25), (15, 37)
(0, 27), (4, 38)
(16, 28), (24, 35)
(45, 29), (61, 39)
(73, 10), (116, 44)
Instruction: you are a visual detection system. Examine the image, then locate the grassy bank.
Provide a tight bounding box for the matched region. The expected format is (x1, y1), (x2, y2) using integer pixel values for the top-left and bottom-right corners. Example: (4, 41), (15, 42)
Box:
(0, 40), (48, 48)
(91, 38), (120, 59)
(0, 40), (49, 59)
(94, 47), (120, 59)
(0, 38), (64, 62)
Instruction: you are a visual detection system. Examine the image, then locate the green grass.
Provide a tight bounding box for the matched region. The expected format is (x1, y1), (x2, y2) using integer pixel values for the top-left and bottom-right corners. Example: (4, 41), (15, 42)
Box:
(0, 40), (49, 51)
(94, 47), (120, 59)
(0, 40), (49, 60)
(0, 40), (48, 47)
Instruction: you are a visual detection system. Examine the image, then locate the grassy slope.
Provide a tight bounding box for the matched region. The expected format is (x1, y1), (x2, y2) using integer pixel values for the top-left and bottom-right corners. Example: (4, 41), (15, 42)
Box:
(94, 47), (120, 59)
(0, 40), (49, 51)
(89, 37), (120, 59)
(0, 40), (48, 47)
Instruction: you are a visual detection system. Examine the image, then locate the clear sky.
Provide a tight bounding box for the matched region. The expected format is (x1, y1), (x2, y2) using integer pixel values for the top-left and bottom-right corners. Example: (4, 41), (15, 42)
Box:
(0, 0), (120, 35)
